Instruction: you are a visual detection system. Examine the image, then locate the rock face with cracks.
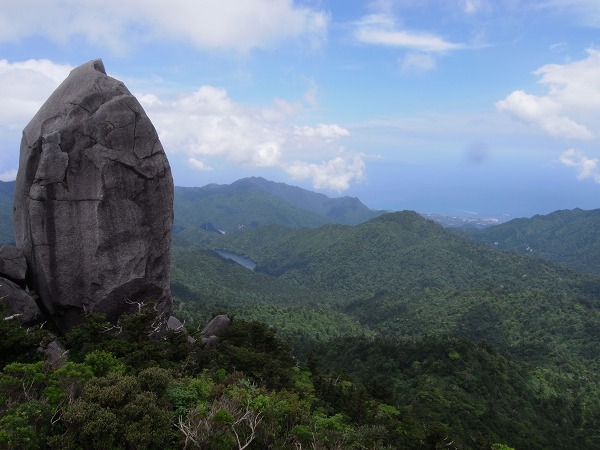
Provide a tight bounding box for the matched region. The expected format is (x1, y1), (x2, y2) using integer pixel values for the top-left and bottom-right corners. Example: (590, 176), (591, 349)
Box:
(13, 59), (174, 333)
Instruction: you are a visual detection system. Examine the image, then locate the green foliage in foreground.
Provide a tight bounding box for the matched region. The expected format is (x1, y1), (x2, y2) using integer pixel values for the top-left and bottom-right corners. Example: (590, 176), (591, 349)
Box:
(1, 303), (570, 450)
(162, 211), (600, 448)
(312, 335), (600, 450)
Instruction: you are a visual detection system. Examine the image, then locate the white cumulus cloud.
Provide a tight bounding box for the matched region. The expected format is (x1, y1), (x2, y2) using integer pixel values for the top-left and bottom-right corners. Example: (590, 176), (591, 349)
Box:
(0, 59), (73, 131)
(293, 124), (350, 140)
(187, 157), (213, 172)
(284, 152), (366, 192)
(0, 0), (328, 54)
(0, 57), (363, 191)
(496, 90), (593, 140)
(354, 14), (464, 52)
(496, 49), (600, 140)
(559, 149), (600, 182)
(139, 84), (362, 191)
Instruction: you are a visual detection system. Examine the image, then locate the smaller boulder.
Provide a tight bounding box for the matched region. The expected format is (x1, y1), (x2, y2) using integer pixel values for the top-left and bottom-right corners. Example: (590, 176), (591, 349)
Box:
(0, 277), (42, 325)
(200, 315), (231, 337)
(42, 340), (68, 369)
(0, 245), (27, 284)
(167, 315), (196, 343)
(167, 315), (185, 331)
(203, 335), (220, 349)
(199, 315), (231, 348)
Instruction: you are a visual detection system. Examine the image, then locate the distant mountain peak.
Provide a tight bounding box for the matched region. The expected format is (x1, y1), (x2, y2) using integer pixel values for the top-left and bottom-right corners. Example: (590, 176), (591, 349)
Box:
(173, 177), (384, 234)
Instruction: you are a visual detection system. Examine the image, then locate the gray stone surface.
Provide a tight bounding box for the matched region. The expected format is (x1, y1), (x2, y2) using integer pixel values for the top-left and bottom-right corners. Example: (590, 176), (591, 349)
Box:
(13, 59), (174, 333)
(205, 335), (220, 348)
(0, 276), (42, 324)
(200, 314), (231, 338)
(167, 315), (185, 331)
(167, 315), (196, 343)
(42, 340), (68, 369)
(0, 245), (27, 282)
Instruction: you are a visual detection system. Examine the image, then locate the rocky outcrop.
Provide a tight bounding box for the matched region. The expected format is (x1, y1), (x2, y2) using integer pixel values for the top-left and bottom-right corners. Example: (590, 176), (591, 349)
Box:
(42, 340), (69, 369)
(167, 315), (196, 343)
(0, 245), (27, 285)
(13, 59), (174, 333)
(200, 314), (231, 347)
(0, 277), (42, 325)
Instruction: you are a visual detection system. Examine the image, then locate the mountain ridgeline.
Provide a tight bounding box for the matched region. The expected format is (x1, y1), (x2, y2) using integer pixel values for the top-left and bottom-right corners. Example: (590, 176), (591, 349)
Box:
(457, 207), (600, 276)
(174, 177), (383, 234)
(0, 177), (383, 245)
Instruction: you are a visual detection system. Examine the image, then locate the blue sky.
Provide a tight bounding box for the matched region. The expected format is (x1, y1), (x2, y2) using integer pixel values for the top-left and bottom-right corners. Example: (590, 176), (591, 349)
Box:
(1, 0), (600, 218)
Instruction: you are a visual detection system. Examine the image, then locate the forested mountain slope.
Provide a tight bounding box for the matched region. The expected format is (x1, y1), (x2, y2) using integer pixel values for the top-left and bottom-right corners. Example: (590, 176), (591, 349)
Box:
(457, 207), (600, 276)
(3, 194), (600, 448)
(210, 210), (600, 365)
(174, 177), (383, 234)
(235, 176), (382, 224)
(166, 210), (600, 448)
(170, 247), (372, 350)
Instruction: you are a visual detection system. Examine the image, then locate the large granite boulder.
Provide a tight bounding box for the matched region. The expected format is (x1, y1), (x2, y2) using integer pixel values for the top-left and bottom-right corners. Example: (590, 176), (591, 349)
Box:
(13, 59), (174, 333)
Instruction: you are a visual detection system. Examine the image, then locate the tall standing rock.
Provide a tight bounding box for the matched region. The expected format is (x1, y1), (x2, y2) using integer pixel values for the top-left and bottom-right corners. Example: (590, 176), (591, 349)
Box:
(13, 59), (174, 333)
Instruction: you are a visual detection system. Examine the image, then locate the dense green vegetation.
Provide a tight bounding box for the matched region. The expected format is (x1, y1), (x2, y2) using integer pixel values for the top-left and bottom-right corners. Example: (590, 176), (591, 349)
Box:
(313, 335), (600, 450)
(202, 211), (600, 365)
(457, 208), (600, 276)
(5, 301), (596, 449)
(171, 247), (373, 354)
(174, 177), (382, 235)
(143, 209), (600, 448)
(4, 180), (600, 448)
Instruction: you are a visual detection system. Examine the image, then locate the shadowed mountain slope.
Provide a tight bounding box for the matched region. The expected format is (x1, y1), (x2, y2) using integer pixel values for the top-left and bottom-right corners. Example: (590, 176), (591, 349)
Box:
(457, 208), (600, 276)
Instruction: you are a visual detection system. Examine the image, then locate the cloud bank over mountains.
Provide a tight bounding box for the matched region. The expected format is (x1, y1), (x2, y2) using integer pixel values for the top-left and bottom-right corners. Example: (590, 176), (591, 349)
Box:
(139, 85), (363, 191)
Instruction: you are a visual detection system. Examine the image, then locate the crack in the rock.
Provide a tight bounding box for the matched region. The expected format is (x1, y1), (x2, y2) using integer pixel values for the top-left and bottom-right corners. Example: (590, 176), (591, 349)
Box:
(27, 195), (102, 202)
(107, 158), (153, 180)
(137, 138), (161, 159)
(125, 104), (141, 155)
(68, 102), (91, 114)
